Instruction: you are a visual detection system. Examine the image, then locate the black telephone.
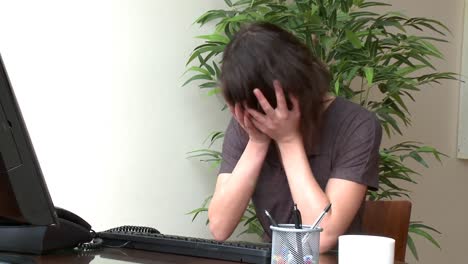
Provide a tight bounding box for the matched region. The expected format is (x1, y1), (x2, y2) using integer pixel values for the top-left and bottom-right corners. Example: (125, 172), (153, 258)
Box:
(54, 209), (162, 250)
(55, 207), (103, 251)
(51, 208), (162, 251)
(55, 207), (92, 231)
(0, 206), (163, 254)
(0, 207), (99, 254)
(0, 208), (99, 262)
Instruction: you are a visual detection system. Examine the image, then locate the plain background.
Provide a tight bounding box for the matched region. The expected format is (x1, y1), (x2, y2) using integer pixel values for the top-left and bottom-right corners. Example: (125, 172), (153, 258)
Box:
(0, 0), (466, 263)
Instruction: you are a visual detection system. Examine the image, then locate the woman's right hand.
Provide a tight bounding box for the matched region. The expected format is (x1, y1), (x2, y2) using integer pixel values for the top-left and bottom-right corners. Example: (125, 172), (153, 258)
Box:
(229, 103), (270, 145)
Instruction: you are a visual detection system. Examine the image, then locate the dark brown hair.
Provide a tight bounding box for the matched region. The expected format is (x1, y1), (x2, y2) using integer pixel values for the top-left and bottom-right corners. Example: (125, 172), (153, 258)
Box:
(220, 22), (331, 150)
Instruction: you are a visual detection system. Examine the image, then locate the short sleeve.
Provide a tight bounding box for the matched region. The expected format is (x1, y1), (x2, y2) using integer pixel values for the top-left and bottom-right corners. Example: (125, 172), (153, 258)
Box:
(218, 118), (248, 174)
(330, 113), (382, 191)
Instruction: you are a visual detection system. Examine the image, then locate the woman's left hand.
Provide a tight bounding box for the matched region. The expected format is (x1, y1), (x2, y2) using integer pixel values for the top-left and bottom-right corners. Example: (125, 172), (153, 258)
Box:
(246, 80), (302, 144)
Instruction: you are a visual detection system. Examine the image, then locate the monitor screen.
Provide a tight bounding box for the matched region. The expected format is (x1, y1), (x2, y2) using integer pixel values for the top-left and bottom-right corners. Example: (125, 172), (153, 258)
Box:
(0, 54), (57, 226)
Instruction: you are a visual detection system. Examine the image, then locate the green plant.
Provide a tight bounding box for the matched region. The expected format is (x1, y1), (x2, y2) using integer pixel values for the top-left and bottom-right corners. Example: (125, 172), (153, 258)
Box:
(184, 0), (456, 260)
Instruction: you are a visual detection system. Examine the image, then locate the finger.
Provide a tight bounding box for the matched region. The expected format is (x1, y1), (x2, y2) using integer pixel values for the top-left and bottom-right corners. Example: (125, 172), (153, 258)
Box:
(253, 88), (275, 116)
(245, 107), (267, 124)
(244, 113), (256, 131)
(273, 80), (287, 112)
(245, 114), (263, 134)
(251, 118), (268, 135)
(235, 103), (246, 127)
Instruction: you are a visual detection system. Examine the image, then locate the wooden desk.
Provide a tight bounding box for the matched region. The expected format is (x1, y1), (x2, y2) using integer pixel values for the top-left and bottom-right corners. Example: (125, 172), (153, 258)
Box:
(0, 248), (406, 264)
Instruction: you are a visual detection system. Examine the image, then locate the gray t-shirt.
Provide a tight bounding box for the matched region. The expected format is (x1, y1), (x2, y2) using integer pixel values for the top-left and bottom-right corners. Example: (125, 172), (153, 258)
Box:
(219, 96), (382, 241)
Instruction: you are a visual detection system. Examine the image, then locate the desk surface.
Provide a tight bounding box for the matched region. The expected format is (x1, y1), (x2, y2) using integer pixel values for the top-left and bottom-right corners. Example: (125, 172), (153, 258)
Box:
(0, 248), (406, 264)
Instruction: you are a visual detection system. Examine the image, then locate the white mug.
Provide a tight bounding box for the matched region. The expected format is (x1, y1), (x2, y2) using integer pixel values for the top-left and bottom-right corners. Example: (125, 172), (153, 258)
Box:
(338, 235), (395, 264)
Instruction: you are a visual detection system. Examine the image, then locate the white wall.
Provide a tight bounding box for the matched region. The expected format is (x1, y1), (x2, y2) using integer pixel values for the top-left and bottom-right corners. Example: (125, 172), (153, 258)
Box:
(0, 0), (236, 239)
(458, 0), (468, 159)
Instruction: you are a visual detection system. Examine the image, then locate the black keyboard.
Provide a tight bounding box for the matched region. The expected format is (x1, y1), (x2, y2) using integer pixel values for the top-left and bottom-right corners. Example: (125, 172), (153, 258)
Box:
(98, 227), (271, 264)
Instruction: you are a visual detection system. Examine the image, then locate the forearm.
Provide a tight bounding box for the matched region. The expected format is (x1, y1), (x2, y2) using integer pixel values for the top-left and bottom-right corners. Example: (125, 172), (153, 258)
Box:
(278, 138), (329, 223)
(277, 138), (337, 251)
(208, 140), (269, 241)
(278, 138), (368, 252)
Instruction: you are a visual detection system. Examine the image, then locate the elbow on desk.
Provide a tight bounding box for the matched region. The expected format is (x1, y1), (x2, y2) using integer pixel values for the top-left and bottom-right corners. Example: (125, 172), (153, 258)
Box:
(208, 216), (232, 242)
(208, 222), (230, 242)
(319, 232), (339, 253)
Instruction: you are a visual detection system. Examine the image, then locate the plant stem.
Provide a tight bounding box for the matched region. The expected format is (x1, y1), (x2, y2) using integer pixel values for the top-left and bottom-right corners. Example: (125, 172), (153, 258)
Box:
(363, 83), (373, 109)
(359, 76), (364, 104)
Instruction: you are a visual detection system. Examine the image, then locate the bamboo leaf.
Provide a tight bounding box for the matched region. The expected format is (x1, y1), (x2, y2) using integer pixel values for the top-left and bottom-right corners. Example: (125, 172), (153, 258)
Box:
(183, 74), (213, 86)
(410, 223), (442, 234)
(359, 2), (391, 8)
(233, 0), (253, 6)
(390, 93), (409, 112)
(420, 40), (444, 59)
(199, 82), (218, 89)
(195, 10), (228, 26)
(187, 45), (225, 66)
(202, 195), (213, 207)
(187, 149), (222, 155)
(196, 34), (230, 44)
(226, 14), (250, 22)
(364, 67), (374, 85)
(353, 0), (364, 6)
(207, 88), (221, 96)
(184, 66), (211, 76)
(396, 65), (427, 76)
(186, 50), (201, 66)
(416, 146), (437, 153)
(213, 62), (221, 78)
(420, 18), (451, 33)
(409, 227), (441, 249)
(243, 215), (258, 226)
(186, 208), (208, 222)
(334, 79), (340, 94)
(205, 63), (216, 76)
(408, 152), (429, 168)
(407, 235), (419, 260)
(186, 207), (207, 215)
(345, 30), (363, 48)
(377, 111), (402, 135)
(209, 131), (224, 146)
(349, 11), (379, 18)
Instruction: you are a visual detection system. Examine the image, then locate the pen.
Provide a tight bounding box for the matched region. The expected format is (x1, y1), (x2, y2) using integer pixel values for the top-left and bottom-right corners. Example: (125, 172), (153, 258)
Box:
(265, 209), (299, 258)
(302, 204), (332, 244)
(293, 204), (303, 261)
(293, 204), (302, 229)
(311, 203), (332, 229)
(264, 210), (278, 227)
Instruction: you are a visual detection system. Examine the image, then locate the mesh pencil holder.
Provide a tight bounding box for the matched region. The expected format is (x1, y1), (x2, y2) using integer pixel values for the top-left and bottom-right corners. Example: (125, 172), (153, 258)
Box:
(270, 224), (322, 264)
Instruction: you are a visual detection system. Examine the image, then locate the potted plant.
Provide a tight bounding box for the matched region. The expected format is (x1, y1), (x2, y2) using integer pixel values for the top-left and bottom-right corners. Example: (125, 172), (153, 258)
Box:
(185, 0), (456, 260)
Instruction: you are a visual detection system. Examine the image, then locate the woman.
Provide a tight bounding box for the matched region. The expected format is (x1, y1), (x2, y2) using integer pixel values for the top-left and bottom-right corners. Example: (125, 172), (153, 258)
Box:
(207, 22), (382, 253)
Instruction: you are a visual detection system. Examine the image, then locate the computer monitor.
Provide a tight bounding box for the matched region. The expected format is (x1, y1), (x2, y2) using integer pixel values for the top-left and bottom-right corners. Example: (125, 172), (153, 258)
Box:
(0, 54), (93, 254)
(0, 55), (57, 226)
